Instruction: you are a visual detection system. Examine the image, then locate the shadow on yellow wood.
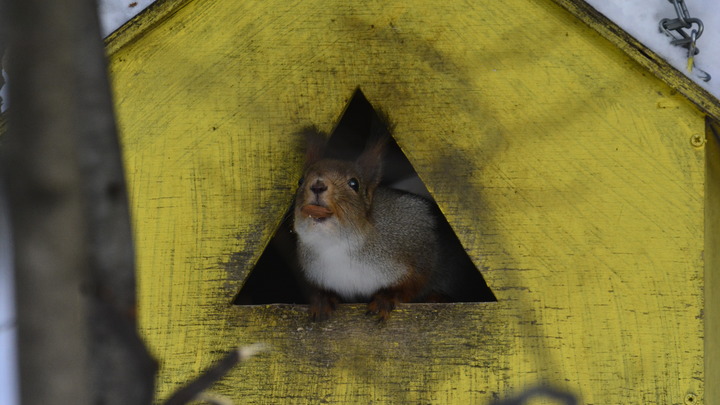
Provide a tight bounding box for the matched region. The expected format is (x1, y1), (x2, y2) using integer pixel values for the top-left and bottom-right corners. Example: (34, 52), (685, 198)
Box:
(705, 118), (720, 405)
(106, 0), (709, 402)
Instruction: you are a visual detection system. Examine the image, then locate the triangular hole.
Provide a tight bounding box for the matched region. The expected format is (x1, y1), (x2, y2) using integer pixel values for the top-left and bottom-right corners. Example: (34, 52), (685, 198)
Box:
(234, 89), (496, 305)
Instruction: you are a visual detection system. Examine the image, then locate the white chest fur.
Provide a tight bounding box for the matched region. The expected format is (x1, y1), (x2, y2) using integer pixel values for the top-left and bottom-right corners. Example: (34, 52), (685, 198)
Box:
(297, 226), (401, 301)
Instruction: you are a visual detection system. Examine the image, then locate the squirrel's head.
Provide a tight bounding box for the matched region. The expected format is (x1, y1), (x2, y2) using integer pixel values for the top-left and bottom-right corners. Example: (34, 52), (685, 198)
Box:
(294, 134), (386, 238)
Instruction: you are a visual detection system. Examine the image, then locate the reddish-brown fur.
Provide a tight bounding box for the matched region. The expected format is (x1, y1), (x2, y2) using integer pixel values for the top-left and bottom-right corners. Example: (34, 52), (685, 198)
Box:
(295, 133), (453, 322)
(366, 264), (429, 321)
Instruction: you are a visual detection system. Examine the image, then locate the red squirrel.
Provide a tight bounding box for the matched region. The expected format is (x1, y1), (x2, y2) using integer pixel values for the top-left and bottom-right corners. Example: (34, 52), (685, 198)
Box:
(294, 135), (486, 321)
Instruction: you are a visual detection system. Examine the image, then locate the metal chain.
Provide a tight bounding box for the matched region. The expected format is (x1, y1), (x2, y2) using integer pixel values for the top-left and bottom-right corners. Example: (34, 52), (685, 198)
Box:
(659, 0), (710, 80)
(659, 0), (704, 50)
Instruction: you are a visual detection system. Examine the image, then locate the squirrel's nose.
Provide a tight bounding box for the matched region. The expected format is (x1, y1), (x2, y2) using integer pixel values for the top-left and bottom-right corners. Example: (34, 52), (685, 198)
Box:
(310, 180), (327, 195)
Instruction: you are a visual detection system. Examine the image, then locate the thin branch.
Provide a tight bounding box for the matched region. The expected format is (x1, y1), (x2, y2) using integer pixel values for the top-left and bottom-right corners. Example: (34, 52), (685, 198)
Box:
(163, 344), (269, 405)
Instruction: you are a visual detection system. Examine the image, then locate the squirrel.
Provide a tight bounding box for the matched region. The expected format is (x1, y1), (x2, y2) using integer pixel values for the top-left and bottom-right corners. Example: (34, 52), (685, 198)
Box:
(293, 133), (489, 321)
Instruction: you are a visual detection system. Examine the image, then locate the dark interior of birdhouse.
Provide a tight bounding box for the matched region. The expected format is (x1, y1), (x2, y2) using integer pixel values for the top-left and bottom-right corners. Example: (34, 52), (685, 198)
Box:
(233, 89), (496, 306)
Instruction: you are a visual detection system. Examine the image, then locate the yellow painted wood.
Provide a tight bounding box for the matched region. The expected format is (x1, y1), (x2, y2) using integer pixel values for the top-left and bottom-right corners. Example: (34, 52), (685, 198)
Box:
(706, 119), (720, 405)
(107, 0), (708, 403)
(551, 0), (720, 122)
(105, 0), (193, 54)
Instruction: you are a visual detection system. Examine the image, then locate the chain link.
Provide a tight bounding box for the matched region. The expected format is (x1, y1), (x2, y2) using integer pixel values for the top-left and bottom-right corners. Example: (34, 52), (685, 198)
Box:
(659, 0), (710, 80)
(659, 0), (704, 50)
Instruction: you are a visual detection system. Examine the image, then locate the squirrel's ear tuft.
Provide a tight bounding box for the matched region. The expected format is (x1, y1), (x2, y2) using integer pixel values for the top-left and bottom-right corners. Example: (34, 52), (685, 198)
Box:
(356, 137), (387, 192)
(299, 127), (328, 168)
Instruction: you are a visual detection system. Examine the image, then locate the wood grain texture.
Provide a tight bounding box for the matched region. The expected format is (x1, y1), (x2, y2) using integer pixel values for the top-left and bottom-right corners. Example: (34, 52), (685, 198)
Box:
(551, 0), (720, 122)
(107, 0), (707, 403)
(706, 119), (720, 405)
(104, 0), (194, 54)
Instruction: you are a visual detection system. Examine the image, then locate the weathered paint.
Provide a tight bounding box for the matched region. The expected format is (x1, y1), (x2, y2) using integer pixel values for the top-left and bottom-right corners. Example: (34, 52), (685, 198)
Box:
(551, 0), (720, 122)
(706, 119), (720, 405)
(107, 0), (709, 403)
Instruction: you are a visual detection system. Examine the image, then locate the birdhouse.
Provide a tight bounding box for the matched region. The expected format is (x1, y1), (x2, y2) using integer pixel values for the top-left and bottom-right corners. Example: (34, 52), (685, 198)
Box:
(107, 0), (719, 403)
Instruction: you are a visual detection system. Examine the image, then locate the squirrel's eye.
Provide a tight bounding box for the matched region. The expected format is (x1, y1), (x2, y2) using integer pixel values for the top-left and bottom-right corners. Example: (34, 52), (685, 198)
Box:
(347, 178), (359, 192)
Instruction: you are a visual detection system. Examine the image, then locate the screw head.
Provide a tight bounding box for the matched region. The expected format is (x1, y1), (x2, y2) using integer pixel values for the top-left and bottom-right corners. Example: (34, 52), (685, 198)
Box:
(690, 134), (706, 147)
(685, 393), (698, 404)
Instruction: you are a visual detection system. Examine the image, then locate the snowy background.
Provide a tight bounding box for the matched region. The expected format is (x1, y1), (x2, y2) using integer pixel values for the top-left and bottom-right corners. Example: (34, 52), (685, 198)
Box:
(98, 0), (155, 37)
(0, 0), (155, 112)
(586, 0), (719, 99)
(0, 1), (718, 404)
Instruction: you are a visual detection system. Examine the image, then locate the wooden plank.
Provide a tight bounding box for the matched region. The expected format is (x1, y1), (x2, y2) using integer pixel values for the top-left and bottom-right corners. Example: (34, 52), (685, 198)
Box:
(219, 304), (508, 404)
(105, 0), (720, 123)
(706, 118), (720, 405)
(104, 0), (193, 55)
(550, 0), (720, 121)
(108, 0), (706, 402)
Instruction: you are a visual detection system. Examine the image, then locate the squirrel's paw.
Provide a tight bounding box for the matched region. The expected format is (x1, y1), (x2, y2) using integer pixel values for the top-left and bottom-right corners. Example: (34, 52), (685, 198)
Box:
(366, 293), (398, 322)
(309, 292), (339, 322)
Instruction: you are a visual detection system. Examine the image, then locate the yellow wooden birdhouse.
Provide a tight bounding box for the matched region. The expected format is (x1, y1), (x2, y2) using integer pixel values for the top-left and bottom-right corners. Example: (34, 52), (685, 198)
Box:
(106, 0), (719, 403)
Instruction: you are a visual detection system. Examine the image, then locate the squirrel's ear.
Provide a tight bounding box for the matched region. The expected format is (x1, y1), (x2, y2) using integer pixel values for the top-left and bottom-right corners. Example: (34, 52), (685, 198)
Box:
(300, 127), (328, 168)
(356, 137), (387, 191)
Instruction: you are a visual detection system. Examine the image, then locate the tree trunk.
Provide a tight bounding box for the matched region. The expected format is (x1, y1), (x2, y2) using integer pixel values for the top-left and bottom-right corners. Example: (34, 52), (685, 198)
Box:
(2, 0), (155, 403)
